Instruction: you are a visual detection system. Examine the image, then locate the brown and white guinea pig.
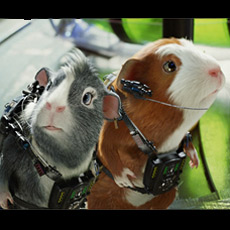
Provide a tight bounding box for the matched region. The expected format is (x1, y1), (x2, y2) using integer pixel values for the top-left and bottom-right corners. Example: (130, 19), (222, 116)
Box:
(87, 38), (226, 209)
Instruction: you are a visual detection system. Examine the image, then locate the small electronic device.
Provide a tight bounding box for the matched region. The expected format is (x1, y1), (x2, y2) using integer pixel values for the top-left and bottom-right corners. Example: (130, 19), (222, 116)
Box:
(120, 79), (152, 98)
(48, 171), (96, 209)
(143, 150), (186, 196)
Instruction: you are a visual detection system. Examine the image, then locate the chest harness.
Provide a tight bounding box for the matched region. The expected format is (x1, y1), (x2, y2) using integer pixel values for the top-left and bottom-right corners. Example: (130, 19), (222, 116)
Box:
(0, 81), (99, 209)
(102, 73), (207, 196)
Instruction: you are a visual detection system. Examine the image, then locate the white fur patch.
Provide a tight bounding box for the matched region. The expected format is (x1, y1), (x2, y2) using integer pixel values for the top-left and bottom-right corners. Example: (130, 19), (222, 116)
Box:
(125, 188), (154, 207)
(114, 168), (136, 188)
(158, 110), (206, 153)
(156, 38), (226, 152)
(124, 175), (155, 207)
(21, 101), (36, 127)
(36, 71), (75, 135)
(156, 39), (225, 110)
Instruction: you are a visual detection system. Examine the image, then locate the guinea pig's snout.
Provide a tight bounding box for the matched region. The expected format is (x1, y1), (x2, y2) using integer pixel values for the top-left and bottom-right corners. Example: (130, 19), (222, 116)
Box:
(45, 102), (66, 113)
(207, 65), (225, 91)
(208, 67), (222, 78)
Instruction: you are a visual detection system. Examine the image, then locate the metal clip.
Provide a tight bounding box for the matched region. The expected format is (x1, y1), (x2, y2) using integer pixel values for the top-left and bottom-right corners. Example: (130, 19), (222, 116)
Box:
(94, 160), (100, 176)
(114, 118), (119, 129)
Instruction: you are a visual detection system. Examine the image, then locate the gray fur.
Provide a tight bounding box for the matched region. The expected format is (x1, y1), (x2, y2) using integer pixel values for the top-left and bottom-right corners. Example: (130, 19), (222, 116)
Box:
(0, 48), (112, 208)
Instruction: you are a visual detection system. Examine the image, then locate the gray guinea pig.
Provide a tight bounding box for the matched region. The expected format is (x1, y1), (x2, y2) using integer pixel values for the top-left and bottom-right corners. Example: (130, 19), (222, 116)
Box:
(0, 48), (120, 209)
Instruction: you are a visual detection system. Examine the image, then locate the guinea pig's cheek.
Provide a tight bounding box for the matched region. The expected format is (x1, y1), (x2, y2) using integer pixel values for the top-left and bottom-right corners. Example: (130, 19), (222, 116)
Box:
(36, 110), (50, 128)
(57, 108), (75, 133)
(34, 102), (51, 125)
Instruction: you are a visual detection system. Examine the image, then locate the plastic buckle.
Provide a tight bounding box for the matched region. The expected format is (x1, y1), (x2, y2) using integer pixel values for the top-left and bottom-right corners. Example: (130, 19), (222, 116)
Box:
(34, 161), (45, 176)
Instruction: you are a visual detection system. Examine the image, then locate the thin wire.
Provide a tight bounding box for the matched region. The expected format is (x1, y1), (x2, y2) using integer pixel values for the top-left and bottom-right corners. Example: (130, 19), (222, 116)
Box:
(141, 97), (209, 111)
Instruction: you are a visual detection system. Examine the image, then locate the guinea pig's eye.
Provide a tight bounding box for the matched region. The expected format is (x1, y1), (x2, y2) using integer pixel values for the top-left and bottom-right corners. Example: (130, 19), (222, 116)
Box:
(163, 60), (177, 73)
(82, 92), (93, 105)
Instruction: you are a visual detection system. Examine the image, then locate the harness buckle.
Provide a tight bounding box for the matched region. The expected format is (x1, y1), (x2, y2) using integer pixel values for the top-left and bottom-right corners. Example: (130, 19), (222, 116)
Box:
(34, 161), (46, 176)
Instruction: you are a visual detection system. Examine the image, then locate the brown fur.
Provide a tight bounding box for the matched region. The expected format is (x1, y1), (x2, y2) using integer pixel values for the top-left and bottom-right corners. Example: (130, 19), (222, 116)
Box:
(89, 172), (177, 209)
(88, 39), (184, 209)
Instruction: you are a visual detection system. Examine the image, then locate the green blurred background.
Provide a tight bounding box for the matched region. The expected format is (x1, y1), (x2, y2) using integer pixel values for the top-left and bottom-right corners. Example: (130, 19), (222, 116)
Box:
(85, 18), (230, 47)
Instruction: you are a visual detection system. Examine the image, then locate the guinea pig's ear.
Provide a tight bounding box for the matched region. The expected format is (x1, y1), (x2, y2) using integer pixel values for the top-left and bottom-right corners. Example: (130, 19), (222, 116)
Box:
(103, 92), (122, 121)
(116, 58), (144, 90)
(35, 67), (52, 87)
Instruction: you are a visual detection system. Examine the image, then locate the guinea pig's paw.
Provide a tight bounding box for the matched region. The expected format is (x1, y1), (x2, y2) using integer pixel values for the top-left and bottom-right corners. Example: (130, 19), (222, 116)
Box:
(114, 168), (137, 188)
(0, 191), (13, 209)
(186, 148), (199, 169)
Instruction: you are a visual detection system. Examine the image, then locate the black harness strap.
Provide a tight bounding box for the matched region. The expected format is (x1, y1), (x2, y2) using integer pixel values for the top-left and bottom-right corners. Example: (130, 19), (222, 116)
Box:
(110, 86), (158, 158)
(120, 106), (157, 157)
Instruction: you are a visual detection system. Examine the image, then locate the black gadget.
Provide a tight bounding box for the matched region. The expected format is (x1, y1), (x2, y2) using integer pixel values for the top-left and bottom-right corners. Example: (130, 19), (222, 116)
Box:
(48, 171), (96, 209)
(143, 150), (186, 195)
(120, 79), (152, 99)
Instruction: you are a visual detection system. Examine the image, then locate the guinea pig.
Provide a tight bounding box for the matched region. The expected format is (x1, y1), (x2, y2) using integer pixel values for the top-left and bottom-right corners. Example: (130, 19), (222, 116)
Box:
(0, 48), (120, 209)
(87, 38), (226, 209)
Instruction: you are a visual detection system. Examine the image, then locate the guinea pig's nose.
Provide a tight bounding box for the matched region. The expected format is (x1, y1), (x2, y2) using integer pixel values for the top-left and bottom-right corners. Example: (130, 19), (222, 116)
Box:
(45, 102), (66, 113)
(208, 67), (221, 78)
(56, 106), (66, 113)
(45, 102), (52, 110)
